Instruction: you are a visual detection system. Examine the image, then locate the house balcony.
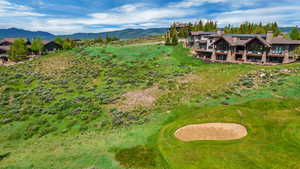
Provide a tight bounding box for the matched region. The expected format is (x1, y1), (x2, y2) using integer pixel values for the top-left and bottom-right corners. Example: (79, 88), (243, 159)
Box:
(234, 50), (244, 55)
(195, 48), (212, 53)
(216, 50), (228, 55)
(268, 50), (285, 57)
(268, 53), (285, 57)
(246, 51), (263, 57)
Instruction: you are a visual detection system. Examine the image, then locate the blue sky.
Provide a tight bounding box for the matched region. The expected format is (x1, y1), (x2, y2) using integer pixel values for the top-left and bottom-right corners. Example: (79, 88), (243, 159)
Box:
(0, 0), (299, 35)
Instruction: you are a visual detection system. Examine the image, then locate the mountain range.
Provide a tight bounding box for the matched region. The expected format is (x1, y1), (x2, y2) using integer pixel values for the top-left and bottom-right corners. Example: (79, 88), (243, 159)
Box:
(0, 27), (297, 41)
(0, 28), (168, 40)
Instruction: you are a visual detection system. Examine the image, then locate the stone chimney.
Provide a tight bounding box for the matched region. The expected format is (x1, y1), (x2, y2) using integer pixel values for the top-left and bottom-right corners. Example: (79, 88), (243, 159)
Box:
(266, 31), (273, 42)
(217, 30), (224, 35)
(233, 37), (238, 43)
(277, 33), (284, 38)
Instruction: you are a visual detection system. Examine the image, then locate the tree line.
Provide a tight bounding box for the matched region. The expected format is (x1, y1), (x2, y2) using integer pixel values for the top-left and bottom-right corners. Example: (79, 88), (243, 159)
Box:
(7, 34), (120, 62)
(165, 20), (218, 45)
(290, 27), (300, 40)
(223, 22), (281, 36)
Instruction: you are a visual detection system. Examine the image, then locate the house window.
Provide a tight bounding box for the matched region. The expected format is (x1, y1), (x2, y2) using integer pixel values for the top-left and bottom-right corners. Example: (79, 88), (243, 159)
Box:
(216, 41), (229, 52)
(248, 43), (263, 54)
(272, 45), (284, 54)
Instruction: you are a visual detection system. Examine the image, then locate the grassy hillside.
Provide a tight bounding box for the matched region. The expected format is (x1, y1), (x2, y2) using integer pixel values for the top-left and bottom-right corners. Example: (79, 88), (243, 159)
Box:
(0, 43), (300, 169)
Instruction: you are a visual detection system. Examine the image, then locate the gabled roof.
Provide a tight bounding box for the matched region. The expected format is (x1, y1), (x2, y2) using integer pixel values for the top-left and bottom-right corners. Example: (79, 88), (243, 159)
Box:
(208, 33), (267, 38)
(42, 40), (51, 45)
(0, 46), (10, 51)
(214, 35), (271, 47)
(2, 38), (28, 43)
(191, 31), (217, 36)
(226, 34), (267, 38)
(269, 37), (300, 45)
(213, 36), (243, 46)
(245, 36), (271, 48)
(174, 23), (189, 28)
(195, 40), (207, 44)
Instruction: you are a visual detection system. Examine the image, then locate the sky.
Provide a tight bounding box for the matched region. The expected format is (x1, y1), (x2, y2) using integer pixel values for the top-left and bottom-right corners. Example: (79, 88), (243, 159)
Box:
(0, 0), (299, 35)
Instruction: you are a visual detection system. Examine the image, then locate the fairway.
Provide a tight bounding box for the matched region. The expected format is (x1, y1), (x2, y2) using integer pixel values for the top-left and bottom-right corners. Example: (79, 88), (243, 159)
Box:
(159, 98), (300, 169)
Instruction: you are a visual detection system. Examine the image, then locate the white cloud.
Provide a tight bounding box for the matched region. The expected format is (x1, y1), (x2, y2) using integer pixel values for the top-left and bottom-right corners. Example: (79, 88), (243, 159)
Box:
(0, 0), (46, 16)
(215, 6), (300, 26)
(1, 0), (300, 34)
(168, 0), (225, 8)
(47, 3), (196, 26)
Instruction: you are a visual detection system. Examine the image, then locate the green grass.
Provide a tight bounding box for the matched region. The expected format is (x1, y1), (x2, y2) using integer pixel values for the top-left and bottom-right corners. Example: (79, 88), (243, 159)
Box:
(158, 98), (300, 169)
(0, 43), (300, 169)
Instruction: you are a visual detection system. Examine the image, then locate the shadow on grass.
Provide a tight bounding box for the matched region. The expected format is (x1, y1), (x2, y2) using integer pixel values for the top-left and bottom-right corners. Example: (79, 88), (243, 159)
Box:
(0, 152), (11, 161)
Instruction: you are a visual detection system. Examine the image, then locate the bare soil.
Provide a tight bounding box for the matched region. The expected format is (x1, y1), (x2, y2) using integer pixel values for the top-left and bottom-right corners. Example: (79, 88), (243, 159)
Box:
(174, 123), (247, 142)
(116, 86), (161, 111)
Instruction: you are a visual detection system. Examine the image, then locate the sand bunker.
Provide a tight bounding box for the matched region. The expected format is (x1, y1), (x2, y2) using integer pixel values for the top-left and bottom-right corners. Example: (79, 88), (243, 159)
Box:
(174, 123), (247, 142)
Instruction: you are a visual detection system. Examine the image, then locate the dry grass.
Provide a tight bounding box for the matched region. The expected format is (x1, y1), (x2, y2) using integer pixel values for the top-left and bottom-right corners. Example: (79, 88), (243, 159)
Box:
(33, 54), (73, 77)
(114, 86), (162, 111)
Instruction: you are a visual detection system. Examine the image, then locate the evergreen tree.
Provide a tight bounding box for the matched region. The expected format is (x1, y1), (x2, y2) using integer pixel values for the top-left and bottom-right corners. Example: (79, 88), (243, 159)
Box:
(31, 38), (44, 55)
(170, 26), (178, 45)
(8, 39), (28, 61)
(55, 36), (64, 46)
(164, 33), (171, 45)
(294, 46), (300, 59)
(290, 27), (300, 40)
(171, 33), (178, 45)
(94, 36), (104, 43)
(106, 34), (112, 43)
(111, 36), (119, 41)
(223, 22), (281, 35)
(62, 39), (73, 50)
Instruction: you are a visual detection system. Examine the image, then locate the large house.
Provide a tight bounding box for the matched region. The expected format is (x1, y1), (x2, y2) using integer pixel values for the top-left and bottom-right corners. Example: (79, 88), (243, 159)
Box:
(187, 31), (300, 64)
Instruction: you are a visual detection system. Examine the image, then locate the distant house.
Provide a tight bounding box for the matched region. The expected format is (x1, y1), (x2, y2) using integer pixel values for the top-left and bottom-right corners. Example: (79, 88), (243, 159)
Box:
(170, 23), (189, 32)
(188, 31), (300, 65)
(0, 38), (31, 46)
(0, 46), (9, 64)
(43, 41), (62, 53)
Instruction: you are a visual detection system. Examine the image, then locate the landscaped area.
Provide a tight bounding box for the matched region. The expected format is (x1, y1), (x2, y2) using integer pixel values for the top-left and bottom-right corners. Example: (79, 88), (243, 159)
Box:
(0, 43), (300, 169)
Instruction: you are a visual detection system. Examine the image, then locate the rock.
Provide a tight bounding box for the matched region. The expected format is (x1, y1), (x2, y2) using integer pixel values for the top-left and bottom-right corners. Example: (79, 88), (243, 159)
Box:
(260, 73), (266, 78)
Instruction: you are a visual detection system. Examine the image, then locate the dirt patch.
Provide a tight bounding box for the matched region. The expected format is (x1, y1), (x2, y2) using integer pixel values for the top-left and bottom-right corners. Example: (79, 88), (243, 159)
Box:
(174, 123), (247, 142)
(34, 54), (73, 77)
(178, 73), (200, 84)
(116, 86), (161, 111)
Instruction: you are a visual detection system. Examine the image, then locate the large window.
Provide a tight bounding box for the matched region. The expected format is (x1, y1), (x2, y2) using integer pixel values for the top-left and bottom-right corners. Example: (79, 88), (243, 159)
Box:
(216, 40), (229, 52)
(272, 45), (285, 54)
(248, 42), (264, 54)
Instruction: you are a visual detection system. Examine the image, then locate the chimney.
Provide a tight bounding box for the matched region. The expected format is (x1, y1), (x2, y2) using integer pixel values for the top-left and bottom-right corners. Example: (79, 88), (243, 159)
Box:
(266, 31), (273, 42)
(277, 33), (284, 38)
(233, 37), (238, 43)
(217, 30), (224, 35)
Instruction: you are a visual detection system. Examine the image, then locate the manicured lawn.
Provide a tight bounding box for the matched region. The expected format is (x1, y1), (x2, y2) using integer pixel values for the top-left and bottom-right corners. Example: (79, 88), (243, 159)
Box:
(159, 98), (300, 169)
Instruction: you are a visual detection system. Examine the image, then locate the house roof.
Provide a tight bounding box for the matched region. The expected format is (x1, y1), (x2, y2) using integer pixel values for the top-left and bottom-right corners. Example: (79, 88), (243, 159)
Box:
(174, 23), (189, 28)
(245, 36), (271, 47)
(2, 38), (28, 43)
(214, 36), (246, 46)
(226, 34), (267, 38)
(0, 46), (10, 51)
(214, 35), (271, 47)
(191, 31), (216, 36)
(195, 40), (207, 43)
(269, 37), (300, 45)
(42, 40), (51, 45)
